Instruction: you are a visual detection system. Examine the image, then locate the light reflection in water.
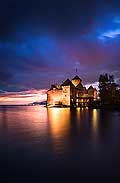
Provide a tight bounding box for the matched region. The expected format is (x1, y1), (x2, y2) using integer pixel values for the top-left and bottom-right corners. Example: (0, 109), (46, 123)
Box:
(76, 108), (80, 121)
(92, 109), (98, 131)
(47, 108), (70, 154)
(91, 109), (99, 143)
(1, 106), (48, 144)
(0, 106), (101, 147)
(0, 106), (120, 177)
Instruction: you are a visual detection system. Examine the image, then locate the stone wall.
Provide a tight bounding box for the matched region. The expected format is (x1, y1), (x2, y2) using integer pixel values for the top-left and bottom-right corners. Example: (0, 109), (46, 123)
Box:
(62, 86), (70, 106)
(47, 89), (62, 106)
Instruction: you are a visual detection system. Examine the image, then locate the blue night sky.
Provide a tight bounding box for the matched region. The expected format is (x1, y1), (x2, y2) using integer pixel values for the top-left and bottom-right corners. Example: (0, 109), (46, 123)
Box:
(0, 0), (120, 104)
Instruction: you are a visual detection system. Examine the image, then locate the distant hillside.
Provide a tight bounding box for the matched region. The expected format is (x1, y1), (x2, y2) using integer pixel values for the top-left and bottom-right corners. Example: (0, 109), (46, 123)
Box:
(29, 101), (47, 106)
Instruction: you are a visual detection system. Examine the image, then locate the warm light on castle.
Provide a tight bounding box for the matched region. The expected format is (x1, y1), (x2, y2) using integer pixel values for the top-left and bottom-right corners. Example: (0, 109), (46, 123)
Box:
(47, 75), (97, 107)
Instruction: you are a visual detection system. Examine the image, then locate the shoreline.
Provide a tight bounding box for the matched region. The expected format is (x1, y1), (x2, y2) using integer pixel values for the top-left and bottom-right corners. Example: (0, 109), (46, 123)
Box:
(0, 104), (120, 111)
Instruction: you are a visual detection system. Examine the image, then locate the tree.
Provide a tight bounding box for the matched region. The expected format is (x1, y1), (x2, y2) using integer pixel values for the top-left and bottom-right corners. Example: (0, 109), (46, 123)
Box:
(99, 73), (109, 104)
(98, 73), (119, 105)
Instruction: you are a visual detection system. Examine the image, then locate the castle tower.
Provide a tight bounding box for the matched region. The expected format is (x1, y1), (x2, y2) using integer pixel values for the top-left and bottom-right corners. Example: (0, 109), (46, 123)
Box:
(88, 85), (97, 100)
(72, 75), (82, 87)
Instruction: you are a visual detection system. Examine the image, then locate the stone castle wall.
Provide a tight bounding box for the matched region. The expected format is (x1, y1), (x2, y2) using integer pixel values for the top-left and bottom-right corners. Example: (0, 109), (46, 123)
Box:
(47, 89), (62, 106)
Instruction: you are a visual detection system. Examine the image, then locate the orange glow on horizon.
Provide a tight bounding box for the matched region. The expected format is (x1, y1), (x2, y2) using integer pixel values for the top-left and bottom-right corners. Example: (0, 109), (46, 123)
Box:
(0, 89), (47, 105)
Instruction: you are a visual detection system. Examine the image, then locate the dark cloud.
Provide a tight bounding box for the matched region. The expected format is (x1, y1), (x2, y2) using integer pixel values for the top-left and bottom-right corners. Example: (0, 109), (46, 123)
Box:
(0, 0), (97, 36)
(0, 0), (120, 92)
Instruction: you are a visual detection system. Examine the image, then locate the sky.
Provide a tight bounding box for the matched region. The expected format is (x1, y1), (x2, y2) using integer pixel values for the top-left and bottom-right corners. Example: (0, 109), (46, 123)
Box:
(0, 0), (120, 104)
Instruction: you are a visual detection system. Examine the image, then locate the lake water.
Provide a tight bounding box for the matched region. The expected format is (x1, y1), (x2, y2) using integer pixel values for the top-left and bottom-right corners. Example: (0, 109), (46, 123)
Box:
(1, 106), (120, 180)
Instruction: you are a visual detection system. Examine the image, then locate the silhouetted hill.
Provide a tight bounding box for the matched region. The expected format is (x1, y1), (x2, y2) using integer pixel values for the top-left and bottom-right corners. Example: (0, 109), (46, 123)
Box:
(29, 101), (47, 106)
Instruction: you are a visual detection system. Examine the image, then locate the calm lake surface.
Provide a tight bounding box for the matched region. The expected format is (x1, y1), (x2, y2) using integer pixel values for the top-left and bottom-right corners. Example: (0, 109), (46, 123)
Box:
(1, 106), (120, 180)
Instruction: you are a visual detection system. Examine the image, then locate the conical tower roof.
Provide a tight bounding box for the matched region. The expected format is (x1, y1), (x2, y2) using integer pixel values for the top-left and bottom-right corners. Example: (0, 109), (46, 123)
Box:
(61, 78), (75, 87)
(72, 75), (82, 81)
(88, 85), (94, 90)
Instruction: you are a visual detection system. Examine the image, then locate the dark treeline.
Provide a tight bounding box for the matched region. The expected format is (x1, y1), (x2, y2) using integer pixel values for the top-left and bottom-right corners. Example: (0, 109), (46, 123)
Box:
(98, 73), (120, 106)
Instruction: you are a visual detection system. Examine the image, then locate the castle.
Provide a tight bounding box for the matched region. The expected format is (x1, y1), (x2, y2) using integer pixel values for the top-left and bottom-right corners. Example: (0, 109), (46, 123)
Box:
(47, 75), (97, 107)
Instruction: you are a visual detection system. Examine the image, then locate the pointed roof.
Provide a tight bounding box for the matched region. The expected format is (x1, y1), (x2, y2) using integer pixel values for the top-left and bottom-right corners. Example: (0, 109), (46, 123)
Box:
(88, 85), (94, 90)
(76, 83), (83, 90)
(61, 78), (75, 87)
(72, 75), (82, 81)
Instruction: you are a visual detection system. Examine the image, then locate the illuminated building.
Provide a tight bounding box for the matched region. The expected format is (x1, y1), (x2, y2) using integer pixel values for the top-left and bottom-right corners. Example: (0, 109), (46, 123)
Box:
(47, 75), (97, 107)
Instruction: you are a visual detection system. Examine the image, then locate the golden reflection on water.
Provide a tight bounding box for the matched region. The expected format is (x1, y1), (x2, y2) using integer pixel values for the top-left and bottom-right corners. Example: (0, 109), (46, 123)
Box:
(76, 108), (80, 121)
(47, 108), (70, 153)
(0, 106), (100, 148)
(92, 109), (99, 142)
(92, 109), (98, 131)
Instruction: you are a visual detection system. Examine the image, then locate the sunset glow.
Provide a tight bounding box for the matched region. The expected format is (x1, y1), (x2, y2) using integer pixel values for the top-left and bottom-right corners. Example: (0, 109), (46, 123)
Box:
(0, 89), (47, 105)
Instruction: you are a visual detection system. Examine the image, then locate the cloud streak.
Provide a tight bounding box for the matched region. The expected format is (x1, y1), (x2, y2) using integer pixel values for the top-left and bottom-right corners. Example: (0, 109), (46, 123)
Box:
(0, 89), (47, 105)
(99, 29), (120, 39)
